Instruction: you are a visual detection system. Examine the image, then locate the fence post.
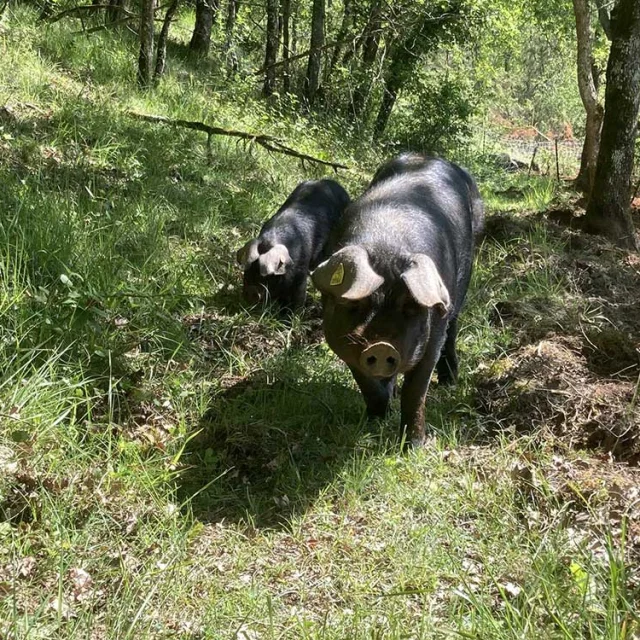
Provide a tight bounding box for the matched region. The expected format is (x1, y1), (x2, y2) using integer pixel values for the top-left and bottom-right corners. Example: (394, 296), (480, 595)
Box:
(528, 145), (538, 177)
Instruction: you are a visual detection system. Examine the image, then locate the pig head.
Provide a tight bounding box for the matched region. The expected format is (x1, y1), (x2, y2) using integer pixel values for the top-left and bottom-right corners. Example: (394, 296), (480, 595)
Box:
(236, 240), (294, 306)
(312, 245), (450, 380)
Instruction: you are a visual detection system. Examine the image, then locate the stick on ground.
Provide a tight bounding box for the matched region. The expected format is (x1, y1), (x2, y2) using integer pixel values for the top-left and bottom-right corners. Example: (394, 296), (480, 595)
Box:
(127, 111), (349, 171)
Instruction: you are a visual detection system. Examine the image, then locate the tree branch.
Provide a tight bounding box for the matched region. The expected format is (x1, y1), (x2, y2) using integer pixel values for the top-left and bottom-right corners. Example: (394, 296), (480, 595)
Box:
(127, 111), (349, 171)
(254, 38), (344, 76)
(47, 4), (134, 23)
(71, 14), (135, 34)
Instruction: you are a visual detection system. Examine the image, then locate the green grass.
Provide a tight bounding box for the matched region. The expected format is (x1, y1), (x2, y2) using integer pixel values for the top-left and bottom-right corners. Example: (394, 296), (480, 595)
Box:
(1, 7), (638, 639)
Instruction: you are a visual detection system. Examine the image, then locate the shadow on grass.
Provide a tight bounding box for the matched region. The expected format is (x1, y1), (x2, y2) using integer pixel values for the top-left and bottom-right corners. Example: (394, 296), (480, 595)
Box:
(177, 363), (394, 528)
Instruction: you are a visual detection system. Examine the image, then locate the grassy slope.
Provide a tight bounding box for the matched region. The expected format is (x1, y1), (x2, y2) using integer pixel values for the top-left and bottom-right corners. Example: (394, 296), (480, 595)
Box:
(1, 8), (639, 638)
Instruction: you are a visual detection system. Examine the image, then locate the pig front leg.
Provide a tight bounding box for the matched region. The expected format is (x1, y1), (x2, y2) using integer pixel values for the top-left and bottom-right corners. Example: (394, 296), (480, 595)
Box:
(278, 273), (307, 315)
(400, 321), (448, 447)
(349, 366), (396, 419)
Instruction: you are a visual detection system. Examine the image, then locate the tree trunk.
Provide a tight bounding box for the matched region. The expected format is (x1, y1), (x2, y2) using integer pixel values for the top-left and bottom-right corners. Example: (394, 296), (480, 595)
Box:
(137, 0), (156, 89)
(373, 40), (414, 138)
(583, 0), (640, 250)
(575, 104), (604, 192)
(350, 0), (382, 119)
(594, 0), (612, 39)
(190, 0), (218, 56)
(154, 0), (180, 81)
(572, 0), (604, 193)
(224, 0), (240, 72)
(304, 0), (325, 107)
(281, 0), (292, 92)
(328, 0), (352, 76)
(262, 0), (279, 97)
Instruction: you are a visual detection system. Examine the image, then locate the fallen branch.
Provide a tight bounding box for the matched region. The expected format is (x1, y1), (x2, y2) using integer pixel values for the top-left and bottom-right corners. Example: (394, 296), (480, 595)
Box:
(128, 111), (349, 171)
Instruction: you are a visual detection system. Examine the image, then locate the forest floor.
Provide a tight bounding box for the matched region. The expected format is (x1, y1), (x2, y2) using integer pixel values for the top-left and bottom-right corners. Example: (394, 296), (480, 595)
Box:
(1, 7), (639, 639)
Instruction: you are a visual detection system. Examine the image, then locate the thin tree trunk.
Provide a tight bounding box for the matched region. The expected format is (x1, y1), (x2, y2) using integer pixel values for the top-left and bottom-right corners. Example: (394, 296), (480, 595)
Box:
(154, 0), (180, 81)
(190, 0), (218, 56)
(304, 0), (325, 106)
(594, 0), (612, 39)
(281, 0), (292, 92)
(350, 0), (382, 119)
(373, 40), (414, 138)
(576, 105), (604, 191)
(262, 0), (279, 97)
(572, 0), (604, 193)
(291, 1), (297, 56)
(137, 0), (156, 89)
(341, 5), (359, 66)
(328, 0), (352, 76)
(224, 0), (240, 72)
(583, 0), (640, 250)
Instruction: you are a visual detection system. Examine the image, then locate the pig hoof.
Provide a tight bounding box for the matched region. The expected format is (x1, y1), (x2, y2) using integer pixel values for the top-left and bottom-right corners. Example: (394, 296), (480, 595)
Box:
(401, 433), (427, 449)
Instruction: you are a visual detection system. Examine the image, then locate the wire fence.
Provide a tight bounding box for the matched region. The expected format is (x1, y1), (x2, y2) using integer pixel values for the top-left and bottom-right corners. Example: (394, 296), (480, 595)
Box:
(476, 128), (584, 179)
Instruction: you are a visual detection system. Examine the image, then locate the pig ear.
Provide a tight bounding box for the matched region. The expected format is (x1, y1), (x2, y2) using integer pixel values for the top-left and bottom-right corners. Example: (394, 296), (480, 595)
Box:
(312, 245), (384, 300)
(236, 239), (260, 269)
(401, 254), (451, 316)
(258, 244), (292, 276)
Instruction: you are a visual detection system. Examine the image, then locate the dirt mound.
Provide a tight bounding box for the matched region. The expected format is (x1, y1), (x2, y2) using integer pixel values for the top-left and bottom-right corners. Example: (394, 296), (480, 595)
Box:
(480, 208), (640, 463)
(478, 338), (640, 463)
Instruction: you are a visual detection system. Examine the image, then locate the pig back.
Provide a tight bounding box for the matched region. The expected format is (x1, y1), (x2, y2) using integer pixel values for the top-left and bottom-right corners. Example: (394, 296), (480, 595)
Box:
(260, 179), (350, 267)
(336, 158), (479, 313)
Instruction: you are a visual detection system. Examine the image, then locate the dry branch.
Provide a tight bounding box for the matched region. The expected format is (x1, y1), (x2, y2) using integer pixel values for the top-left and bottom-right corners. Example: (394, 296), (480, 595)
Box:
(128, 111), (349, 171)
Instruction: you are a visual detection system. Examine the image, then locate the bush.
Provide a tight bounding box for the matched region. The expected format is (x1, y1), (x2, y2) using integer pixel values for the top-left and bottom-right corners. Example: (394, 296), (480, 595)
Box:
(384, 69), (474, 154)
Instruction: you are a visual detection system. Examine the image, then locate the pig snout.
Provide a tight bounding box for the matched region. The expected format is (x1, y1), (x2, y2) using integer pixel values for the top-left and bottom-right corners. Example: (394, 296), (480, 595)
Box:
(359, 342), (400, 378)
(244, 285), (264, 305)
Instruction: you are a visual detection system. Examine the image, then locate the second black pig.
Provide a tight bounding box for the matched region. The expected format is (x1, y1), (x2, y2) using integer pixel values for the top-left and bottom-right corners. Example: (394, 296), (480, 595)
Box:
(312, 154), (484, 446)
(237, 179), (350, 311)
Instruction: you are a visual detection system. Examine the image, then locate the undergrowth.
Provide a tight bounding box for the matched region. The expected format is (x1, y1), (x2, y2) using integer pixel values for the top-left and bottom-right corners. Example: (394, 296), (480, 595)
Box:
(0, 7), (638, 639)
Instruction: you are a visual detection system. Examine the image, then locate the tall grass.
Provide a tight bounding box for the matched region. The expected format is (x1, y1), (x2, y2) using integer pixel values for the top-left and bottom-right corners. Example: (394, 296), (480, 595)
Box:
(0, 6), (637, 638)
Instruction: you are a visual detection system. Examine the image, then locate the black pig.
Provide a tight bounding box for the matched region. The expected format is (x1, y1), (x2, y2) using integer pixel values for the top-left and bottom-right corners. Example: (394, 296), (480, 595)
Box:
(237, 179), (350, 311)
(312, 154), (484, 446)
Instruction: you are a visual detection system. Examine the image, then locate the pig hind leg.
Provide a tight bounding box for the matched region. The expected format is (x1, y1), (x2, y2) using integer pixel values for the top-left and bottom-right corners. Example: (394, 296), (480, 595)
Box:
(436, 316), (458, 386)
